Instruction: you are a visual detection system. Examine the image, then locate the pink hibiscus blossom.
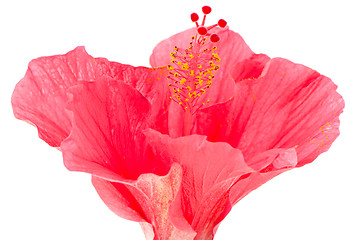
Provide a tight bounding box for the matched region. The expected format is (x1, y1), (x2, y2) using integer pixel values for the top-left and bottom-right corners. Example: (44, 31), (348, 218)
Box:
(12, 6), (344, 240)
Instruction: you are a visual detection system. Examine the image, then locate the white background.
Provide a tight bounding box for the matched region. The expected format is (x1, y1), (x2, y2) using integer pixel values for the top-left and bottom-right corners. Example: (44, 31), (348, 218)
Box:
(1, 0), (361, 239)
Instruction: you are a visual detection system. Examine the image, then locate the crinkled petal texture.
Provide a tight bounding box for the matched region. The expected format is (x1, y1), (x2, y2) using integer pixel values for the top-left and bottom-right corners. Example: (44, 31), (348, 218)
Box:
(61, 79), (195, 240)
(95, 58), (171, 134)
(195, 57), (344, 166)
(144, 130), (299, 239)
(192, 56), (344, 206)
(144, 129), (254, 239)
(11, 47), (98, 147)
(12, 47), (171, 147)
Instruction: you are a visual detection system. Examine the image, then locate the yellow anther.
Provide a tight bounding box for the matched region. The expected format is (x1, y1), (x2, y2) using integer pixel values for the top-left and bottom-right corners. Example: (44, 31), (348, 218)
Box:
(170, 52), (177, 58)
(167, 32), (222, 110)
(212, 53), (221, 62)
(181, 63), (189, 70)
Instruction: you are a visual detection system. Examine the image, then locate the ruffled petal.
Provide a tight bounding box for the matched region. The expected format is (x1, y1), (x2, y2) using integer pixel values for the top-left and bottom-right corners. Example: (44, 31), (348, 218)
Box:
(91, 176), (146, 222)
(61, 79), (194, 238)
(93, 165), (195, 240)
(95, 59), (171, 134)
(237, 58), (344, 163)
(12, 47), (172, 147)
(61, 79), (171, 180)
(11, 46), (98, 147)
(230, 54), (271, 82)
(195, 57), (344, 166)
(144, 129), (253, 239)
(229, 147), (297, 205)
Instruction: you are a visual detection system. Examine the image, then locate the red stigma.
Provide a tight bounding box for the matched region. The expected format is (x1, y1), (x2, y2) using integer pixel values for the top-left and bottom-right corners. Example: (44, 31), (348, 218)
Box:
(218, 19), (227, 28)
(189, 6), (226, 40)
(197, 27), (207, 35)
(202, 6), (212, 15)
(210, 34), (220, 43)
(191, 13), (199, 22)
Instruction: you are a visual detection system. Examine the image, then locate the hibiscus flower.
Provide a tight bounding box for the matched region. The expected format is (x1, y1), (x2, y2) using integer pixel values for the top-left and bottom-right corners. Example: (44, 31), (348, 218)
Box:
(11, 6), (344, 240)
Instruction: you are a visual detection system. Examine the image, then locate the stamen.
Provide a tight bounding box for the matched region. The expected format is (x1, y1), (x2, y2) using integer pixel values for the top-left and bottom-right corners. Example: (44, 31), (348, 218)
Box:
(167, 5), (226, 114)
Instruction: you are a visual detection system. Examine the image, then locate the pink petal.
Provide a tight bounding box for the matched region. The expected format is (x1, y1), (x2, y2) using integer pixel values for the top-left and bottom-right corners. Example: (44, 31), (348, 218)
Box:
(92, 165), (196, 240)
(61, 79), (171, 180)
(91, 176), (146, 222)
(144, 129), (253, 239)
(11, 46), (98, 147)
(61, 79), (197, 238)
(95, 59), (171, 134)
(12, 47), (172, 147)
(195, 58), (344, 166)
(229, 148), (297, 205)
(230, 53), (271, 82)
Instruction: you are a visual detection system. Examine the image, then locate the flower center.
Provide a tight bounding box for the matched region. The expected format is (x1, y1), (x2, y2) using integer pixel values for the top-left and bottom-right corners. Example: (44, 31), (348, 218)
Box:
(167, 6), (227, 115)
